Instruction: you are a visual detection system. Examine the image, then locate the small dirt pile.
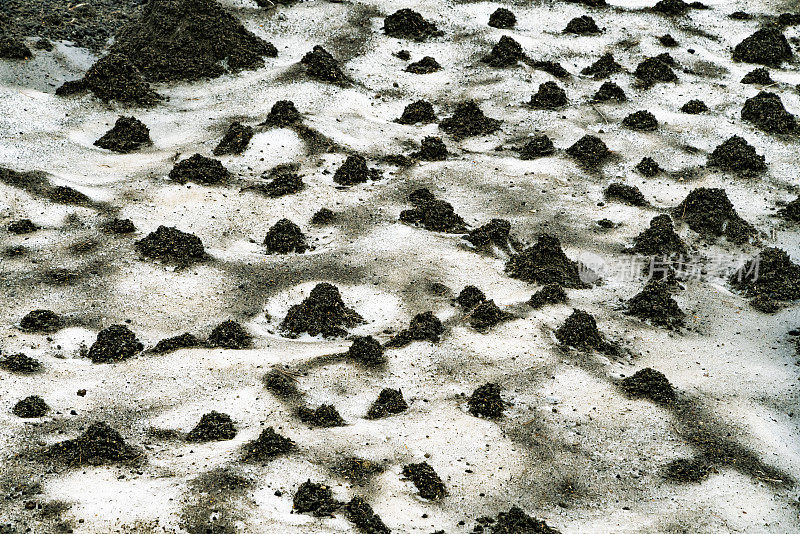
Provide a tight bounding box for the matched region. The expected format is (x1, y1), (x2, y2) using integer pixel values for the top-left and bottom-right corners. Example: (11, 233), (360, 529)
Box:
(741, 68), (773, 85)
(468, 383), (505, 418)
(622, 110), (658, 131)
(264, 219), (308, 254)
(529, 82), (567, 109)
(411, 136), (448, 161)
(298, 404), (346, 427)
(152, 333), (200, 354)
(294, 481), (340, 516)
(527, 60), (570, 78)
(620, 368), (675, 405)
(681, 99), (707, 114)
(334, 155), (380, 185)
(406, 56), (441, 73)
(280, 283), (364, 338)
(663, 457), (713, 483)
(780, 197), (800, 222)
(555, 309), (615, 352)
(0, 32), (31, 60)
(243, 427), (294, 461)
(302, 45), (346, 83)
(402, 462), (446, 500)
(135, 225), (206, 263)
(264, 367), (300, 397)
(660, 34), (678, 46)
(7, 218), (38, 234)
(48, 422), (139, 466)
(529, 284), (568, 309)
(257, 164), (304, 197)
(187, 411), (237, 441)
(263, 100), (301, 127)
(311, 208), (336, 225)
(708, 135), (766, 172)
(566, 135), (611, 168)
(636, 157), (662, 176)
(635, 56), (677, 84)
(506, 234), (591, 288)
(213, 122), (254, 155)
(367, 388), (408, 419)
(0, 353), (42, 373)
(94, 116), (151, 153)
(346, 336), (385, 365)
(88, 324), (143, 363)
(56, 53), (162, 106)
(730, 248), (800, 311)
(12, 396), (49, 418)
(482, 36), (524, 67)
(564, 16), (600, 34)
(468, 300), (511, 330)
(480, 506), (562, 534)
(399, 188), (466, 233)
(397, 100), (437, 125)
(604, 183), (648, 206)
(626, 280), (685, 328)
(169, 154), (230, 185)
(741, 92), (797, 134)
(387, 311), (444, 347)
(592, 81), (627, 102)
(673, 188), (755, 242)
(439, 101), (501, 139)
(457, 286), (486, 309)
(653, 0), (690, 15)
(207, 320), (251, 349)
(518, 135), (555, 159)
(344, 497), (391, 534)
(732, 28), (792, 66)
(489, 8), (516, 29)
(465, 219), (516, 250)
(383, 9), (441, 40)
(630, 215), (687, 257)
(102, 218), (137, 235)
(20, 309), (63, 333)
(581, 53), (621, 78)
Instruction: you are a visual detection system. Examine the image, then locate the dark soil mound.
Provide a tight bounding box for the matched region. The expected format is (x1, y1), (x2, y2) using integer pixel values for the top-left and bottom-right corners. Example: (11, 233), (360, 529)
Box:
(406, 56), (442, 73)
(680, 99), (707, 114)
(186, 411), (237, 441)
(707, 135), (766, 172)
(243, 427), (294, 461)
(468, 383), (505, 418)
(302, 45), (346, 83)
(152, 333), (200, 353)
(399, 189), (466, 233)
(0, 353), (41, 373)
(630, 215), (687, 257)
(566, 135), (611, 168)
(367, 388), (408, 419)
(311, 208), (336, 225)
(604, 183), (648, 206)
(489, 8), (516, 29)
(346, 335), (385, 365)
(654, 0), (690, 15)
(334, 155), (380, 186)
(529, 284), (568, 309)
(636, 157), (662, 176)
(386, 311), (444, 347)
(49, 185), (94, 206)
(383, 9), (440, 40)
(94, 116), (151, 153)
(482, 36), (524, 67)
(440, 101), (501, 139)
(395, 50), (411, 60)
(457, 286), (486, 309)
(469, 300), (510, 330)
(730, 248), (800, 309)
(333, 457), (384, 481)
(465, 219), (515, 250)
(620, 368), (675, 404)
(7, 218), (38, 234)
(778, 13), (800, 26)
(741, 68), (773, 85)
(518, 135), (555, 159)
(732, 28), (792, 66)
(529, 81), (567, 109)
(136, 225), (205, 263)
(169, 154), (230, 185)
(280, 283), (364, 338)
(741, 92), (797, 134)
(207, 320), (251, 349)
(397, 100), (437, 125)
(258, 164), (304, 197)
(48, 422), (139, 466)
(298, 404), (345, 427)
(555, 309), (614, 352)
(592, 81), (627, 102)
(622, 110), (658, 130)
(660, 34), (678, 47)
(213, 122), (254, 156)
(294, 481), (339, 516)
(20, 309), (63, 333)
(88, 324), (143, 363)
(264, 367), (300, 397)
(56, 53), (162, 106)
(565, 0), (607, 6)
(12, 396), (49, 418)
(626, 280), (685, 328)
(564, 16), (600, 34)
(344, 496), (391, 534)
(506, 234), (590, 288)
(635, 56), (677, 84)
(0, 33), (31, 59)
(402, 462), (446, 500)
(672, 188), (755, 242)
(411, 136), (448, 161)
(664, 457), (713, 483)
(779, 197), (800, 222)
(486, 506), (562, 534)
(581, 53), (621, 78)
(263, 100), (301, 127)
(264, 219), (308, 254)
(528, 60), (570, 78)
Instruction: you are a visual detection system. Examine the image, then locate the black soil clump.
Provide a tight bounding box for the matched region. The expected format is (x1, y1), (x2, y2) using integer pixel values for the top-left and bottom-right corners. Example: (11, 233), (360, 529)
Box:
(564, 16), (601, 35)
(489, 8), (516, 29)
(88, 324), (143, 363)
(529, 82), (567, 109)
(741, 92), (797, 134)
(0, 353), (42, 374)
(635, 56), (677, 84)
(94, 116), (151, 153)
(367, 388), (408, 419)
(402, 462), (446, 500)
(397, 100), (437, 125)
(581, 53), (621, 78)
(465, 219), (516, 250)
(653, 0), (690, 15)
(484, 506), (562, 534)
(630, 215), (687, 257)
(518, 135), (555, 159)
(334, 155), (380, 186)
(311, 208), (336, 225)
(20, 309), (63, 333)
(681, 99), (707, 114)
(732, 28), (793, 66)
(213, 122), (254, 156)
(468, 383), (505, 418)
(56, 53), (162, 106)
(7, 218), (38, 234)
(741, 68), (773, 85)
(243, 427), (295, 461)
(186, 411), (237, 442)
(592, 81), (627, 102)
(730, 248), (800, 311)
(0, 33), (31, 60)
(527, 60), (570, 79)
(48, 422), (139, 466)
(264, 219), (308, 254)
(506, 234), (591, 288)
(302, 45), (346, 83)
(780, 197), (800, 222)
(457, 286), (486, 309)
(604, 183), (648, 206)
(555, 309), (614, 353)
(152, 333), (200, 354)
(347, 336), (386, 365)
(626, 280), (685, 328)
(707, 135), (766, 173)
(468, 300), (511, 330)
(294, 481), (340, 516)
(13, 396), (49, 418)
(411, 136), (448, 161)
(344, 496), (391, 534)
(399, 188), (466, 233)
(566, 135), (611, 168)
(636, 156), (662, 176)
(383, 9), (441, 40)
(258, 164), (304, 197)
(207, 320), (251, 349)
(659, 34), (679, 47)
(135, 225), (205, 264)
(264, 367), (301, 398)
(406, 56), (442, 73)
(529, 284), (568, 309)
(672, 188), (755, 242)
(664, 457), (713, 483)
(386, 312), (444, 347)
(622, 110), (658, 131)
(620, 368), (675, 405)
(280, 283), (364, 338)
(298, 404), (345, 427)
(482, 36), (524, 67)
(169, 154), (230, 185)
(263, 100), (301, 127)
(439, 101), (501, 139)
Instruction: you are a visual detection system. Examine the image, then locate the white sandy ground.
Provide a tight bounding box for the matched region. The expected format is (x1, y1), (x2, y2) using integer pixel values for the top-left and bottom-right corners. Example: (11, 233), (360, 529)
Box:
(1, 0), (800, 532)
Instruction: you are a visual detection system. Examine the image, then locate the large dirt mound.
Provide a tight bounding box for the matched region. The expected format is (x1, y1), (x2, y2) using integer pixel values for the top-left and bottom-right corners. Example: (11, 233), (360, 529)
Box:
(626, 280), (685, 328)
(468, 383), (505, 418)
(88, 324), (143, 363)
(506, 234), (591, 288)
(186, 411), (237, 441)
(280, 283), (364, 338)
(620, 368), (675, 405)
(482, 506), (562, 534)
(555, 309), (616, 353)
(730, 248), (800, 311)
(439, 101), (501, 139)
(48, 422), (139, 466)
(707, 135), (766, 173)
(386, 311), (444, 347)
(56, 53), (162, 106)
(367, 388), (408, 419)
(741, 92), (796, 134)
(672, 188), (755, 242)
(243, 427), (295, 461)
(399, 188), (467, 233)
(135, 225), (206, 264)
(344, 496), (391, 534)
(94, 116), (151, 153)
(20, 309), (63, 333)
(629, 215), (687, 257)
(383, 9), (441, 40)
(169, 154), (230, 185)
(732, 28), (793, 66)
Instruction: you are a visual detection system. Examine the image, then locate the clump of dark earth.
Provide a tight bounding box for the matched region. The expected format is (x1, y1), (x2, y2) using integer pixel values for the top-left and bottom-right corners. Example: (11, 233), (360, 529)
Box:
(620, 368), (675, 404)
(672, 188), (755, 242)
(778, 13), (800, 26)
(280, 283), (364, 338)
(780, 197), (800, 222)
(465, 219), (517, 250)
(622, 110), (658, 130)
(383, 9), (441, 40)
(564, 16), (601, 34)
(729, 11), (751, 20)
(528, 60), (570, 79)
(298, 404), (346, 427)
(397, 100), (437, 125)
(659, 34), (678, 47)
(626, 280), (685, 328)
(302, 45), (346, 83)
(566, 135), (611, 168)
(506, 234), (591, 288)
(529, 284), (568, 309)
(186, 411), (237, 442)
(529, 81), (567, 109)
(469, 300), (511, 330)
(555, 309), (615, 352)
(258, 164), (305, 197)
(730, 248), (800, 311)
(243, 427), (294, 461)
(152, 333), (200, 354)
(399, 189), (466, 232)
(653, 0), (690, 15)
(592, 81), (627, 102)
(518, 134), (555, 159)
(334, 155), (380, 185)
(480, 506), (562, 534)
(402, 462), (446, 500)
(311, 208), (336, 225)
(636, 156), (662, 176)
(681, 99), (707, 114)
(654, 52), (677, 66)
(135, 225), (206, 263)
(732, 28), (793, 66)
(344, 496), (391, 534)
(482, 36), (524, 67)
(406, 56), (442, 73)
(293, 480), (340, 516)
(88, 324), (143, 363)
(334, 457), (384, 481)
(207, 320), (251, 349)
(707, 135), (766, 173)
(263, 100), (301, 127)
(635, 56), (677, 84)
(12, 396), (49, 418)
(395, 50), (411, 60)
(468, 383), (505, 418)
(48, 422), (139, 466)
(264, 367), (300, 397)
(741, 68), (773, 85)
(7, 219), (38, 234)
(346, 335), (385, 365)
(94, 116), (151, 153)
(439, 100), (502, 139)
(489, 8), (516, 29)
(457, 286), (486, 309)
(169, 154), (230, 185)
(581, 53), (621, 78)
(386, 311), (444, 347)
(664, 457), (713, 483)
(604, 183), (648, 206)
(20, 309), (63, 333)
(0, 33), (31, 60)
(411, 136), (448, 161)
(367, 388), (408, 419)
(566, 0), (607, 5)
(56, 53), (162, 106)
(49, 185), (93, 206)
(213, 122), (254, 156)
(264, 218), (308, 254)
(741, 92), (797, 134)
(630, 215), (687, 257)
(0, 353), (42, 373)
